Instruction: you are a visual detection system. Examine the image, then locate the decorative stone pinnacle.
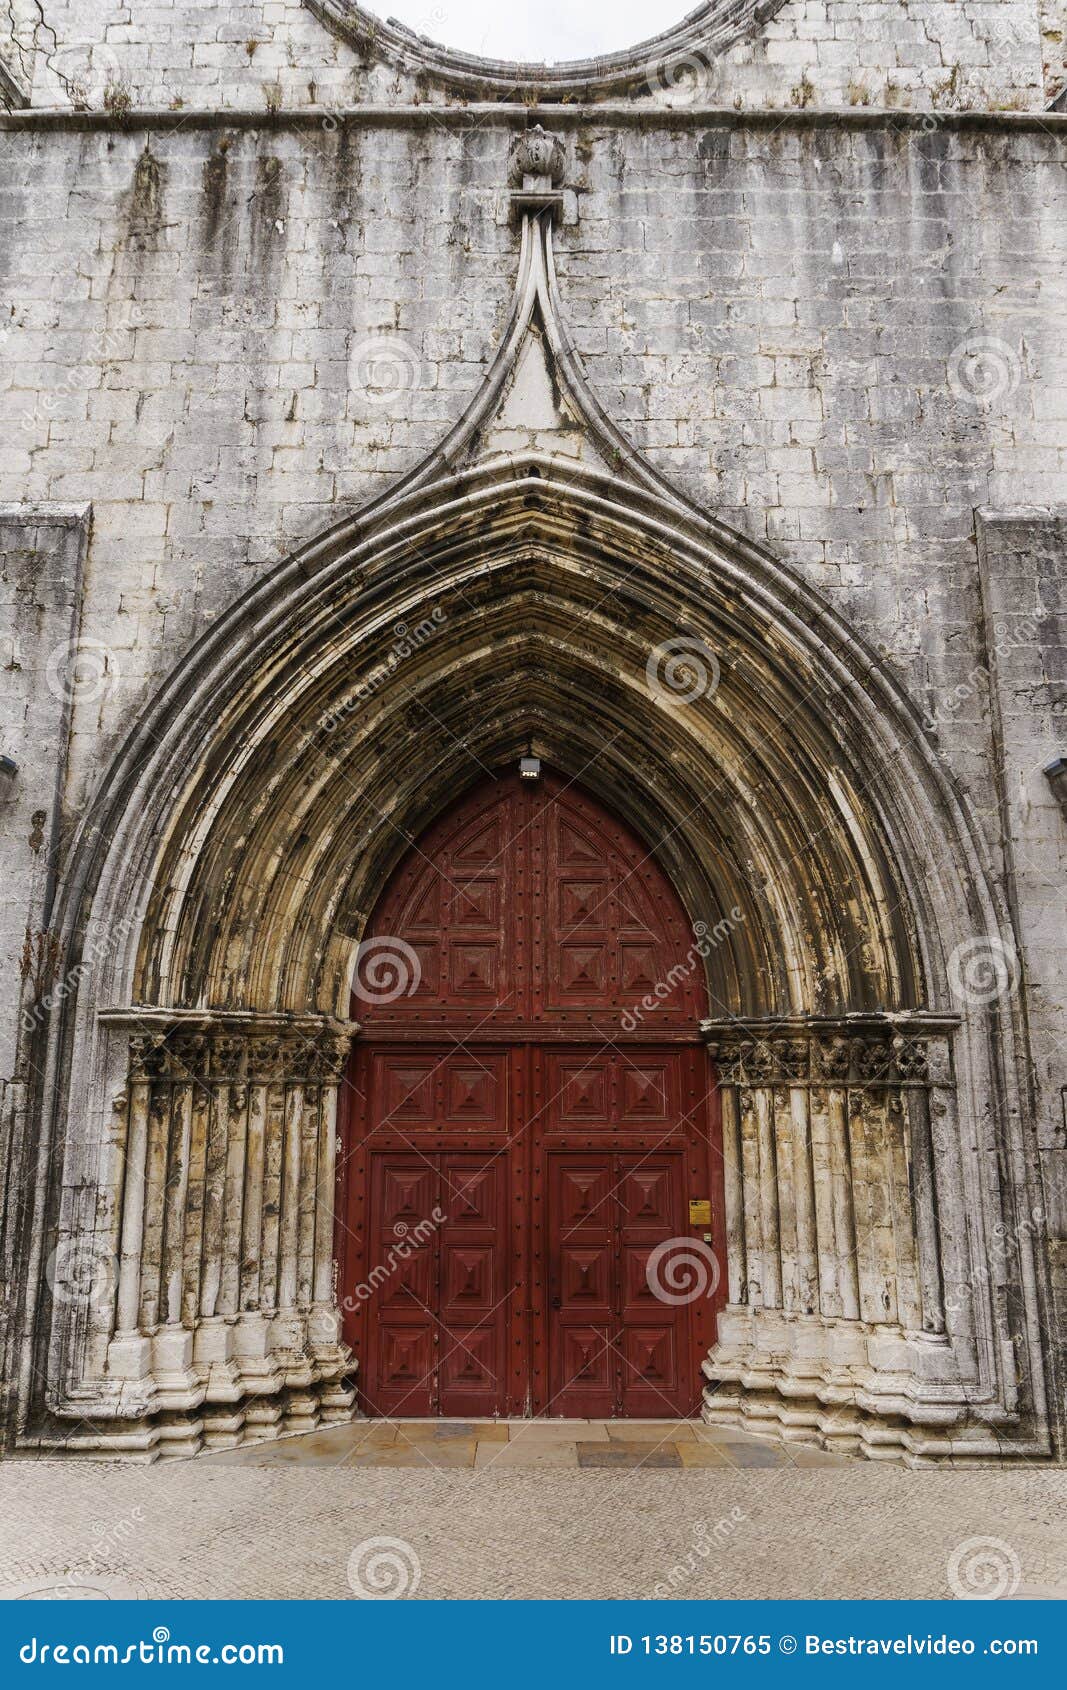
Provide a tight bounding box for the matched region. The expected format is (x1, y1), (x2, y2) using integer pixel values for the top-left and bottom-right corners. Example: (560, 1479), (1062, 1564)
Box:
(508, 124), (566, 189)
(507, 125), (568, 227)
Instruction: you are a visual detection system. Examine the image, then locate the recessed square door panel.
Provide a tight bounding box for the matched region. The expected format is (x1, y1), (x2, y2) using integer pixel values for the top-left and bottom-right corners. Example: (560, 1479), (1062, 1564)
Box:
(374, 1324), (435, 1416)
(556, 942), (608, 999)
(379, 1058), (437, 1124)
(443, 1162), (499, 1225)
(621, 1325), (679, 1395)
(620, 1064), (671, 1122)
(556, 1059), (609, 1124)
(559, 1245), (611, 1309)
(620, 1164), (675, 1228)
(444, 1060), (501, 1126)
(451, 877), (499, 928)
(448, 942), (498, 998)
(619, 941), (660, 996)
(377, 1161), (437, 1230)
(555, 1159), (612, 1229)
(559, 879), (608, 929)
(438, 1326), (500, 1412)
(376, 1243), (434, 1310)
(441, 1245), (495, 1313)
(559, 1326), (613, 1393)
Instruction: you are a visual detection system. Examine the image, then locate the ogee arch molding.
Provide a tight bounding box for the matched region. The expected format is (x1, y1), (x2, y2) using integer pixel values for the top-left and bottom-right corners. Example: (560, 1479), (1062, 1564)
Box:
(12, 449), (1047, 1462)
(13, 183), (1049, 1463)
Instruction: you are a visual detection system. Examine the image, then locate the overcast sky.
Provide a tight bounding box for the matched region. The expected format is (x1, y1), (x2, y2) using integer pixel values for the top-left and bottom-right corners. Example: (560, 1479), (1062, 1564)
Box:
(375, 0), (674, 62)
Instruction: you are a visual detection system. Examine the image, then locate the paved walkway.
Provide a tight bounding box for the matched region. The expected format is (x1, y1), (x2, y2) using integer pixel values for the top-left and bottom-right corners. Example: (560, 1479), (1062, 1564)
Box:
(0, 1419), (1064, 1602)
(203, 1417), (847, 1471)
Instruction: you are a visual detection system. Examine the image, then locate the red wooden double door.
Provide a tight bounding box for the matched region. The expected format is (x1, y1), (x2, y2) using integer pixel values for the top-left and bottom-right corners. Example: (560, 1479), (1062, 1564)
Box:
(338, 771), (724, 1419)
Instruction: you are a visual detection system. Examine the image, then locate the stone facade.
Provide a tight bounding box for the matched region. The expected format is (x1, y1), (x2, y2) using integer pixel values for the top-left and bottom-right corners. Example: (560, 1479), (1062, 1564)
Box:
(0, 1), (1065, 1461)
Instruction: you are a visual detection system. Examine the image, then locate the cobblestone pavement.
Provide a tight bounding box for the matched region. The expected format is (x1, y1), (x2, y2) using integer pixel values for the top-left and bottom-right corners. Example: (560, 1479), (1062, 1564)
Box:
(1, 1420), (1065, 1602)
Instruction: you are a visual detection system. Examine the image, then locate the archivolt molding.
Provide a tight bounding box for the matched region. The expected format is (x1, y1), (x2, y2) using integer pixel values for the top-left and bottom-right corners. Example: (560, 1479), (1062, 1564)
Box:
(305, 0), (789, 103)
(14, 163), (1049, 1463)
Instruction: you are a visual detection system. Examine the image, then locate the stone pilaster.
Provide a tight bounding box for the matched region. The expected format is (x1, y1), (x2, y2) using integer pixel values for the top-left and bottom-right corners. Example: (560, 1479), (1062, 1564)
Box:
(700, 1014), (981, 1461)
(79, 1010), (359, 1458)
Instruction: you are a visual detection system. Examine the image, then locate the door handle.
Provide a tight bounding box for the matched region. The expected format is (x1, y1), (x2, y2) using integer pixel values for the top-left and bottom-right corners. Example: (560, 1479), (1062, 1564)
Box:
(551, 1296), (561, 1309)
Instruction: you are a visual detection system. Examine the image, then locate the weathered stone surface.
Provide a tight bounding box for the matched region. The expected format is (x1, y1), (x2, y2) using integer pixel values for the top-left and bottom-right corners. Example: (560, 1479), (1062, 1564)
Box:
(0, 7), (1063, 1465)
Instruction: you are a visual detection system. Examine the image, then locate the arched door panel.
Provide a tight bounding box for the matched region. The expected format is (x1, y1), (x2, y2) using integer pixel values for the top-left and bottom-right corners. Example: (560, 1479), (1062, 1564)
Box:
(338, 772), (723, 1419)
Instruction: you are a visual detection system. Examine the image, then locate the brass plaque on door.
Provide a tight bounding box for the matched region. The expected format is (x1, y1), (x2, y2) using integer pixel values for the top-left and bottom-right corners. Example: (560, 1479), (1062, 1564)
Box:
(688, 1198), (712, 1226)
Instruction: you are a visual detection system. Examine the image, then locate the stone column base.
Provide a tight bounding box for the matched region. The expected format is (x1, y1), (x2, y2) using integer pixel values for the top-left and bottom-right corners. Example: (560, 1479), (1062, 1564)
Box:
(702, 1305), (1049, 1465)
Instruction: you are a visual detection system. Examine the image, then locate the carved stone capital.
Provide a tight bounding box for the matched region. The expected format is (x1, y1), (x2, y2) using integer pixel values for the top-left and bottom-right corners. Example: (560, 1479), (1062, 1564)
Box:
(703, 1016), (952, 1089)
(111, 1010), (357, 1094)
(508, 124), (565, 189)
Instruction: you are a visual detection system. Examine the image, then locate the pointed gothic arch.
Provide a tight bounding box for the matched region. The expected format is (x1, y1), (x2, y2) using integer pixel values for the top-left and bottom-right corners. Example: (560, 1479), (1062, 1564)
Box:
(6, 189), (1049, 1464)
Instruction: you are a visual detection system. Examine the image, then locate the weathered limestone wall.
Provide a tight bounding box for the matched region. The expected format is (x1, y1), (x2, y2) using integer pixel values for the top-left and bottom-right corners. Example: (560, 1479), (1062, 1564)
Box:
(0, 112), (1064, 822)
(3, 0), (1063, 113)
(0, 72), (1064, 1452)
(976, 511), (1067, 1417)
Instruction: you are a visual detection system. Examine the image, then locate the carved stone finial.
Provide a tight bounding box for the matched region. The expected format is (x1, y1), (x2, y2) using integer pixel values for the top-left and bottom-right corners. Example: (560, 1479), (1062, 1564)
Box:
(508, 124), (566, 189)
